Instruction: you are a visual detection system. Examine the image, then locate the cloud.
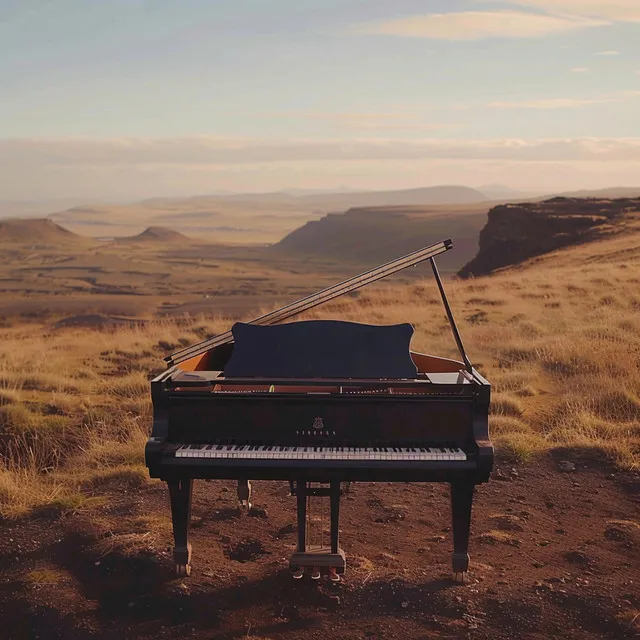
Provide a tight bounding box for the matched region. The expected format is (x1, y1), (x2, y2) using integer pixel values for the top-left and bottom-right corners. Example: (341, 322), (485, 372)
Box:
(489, 97), (617, 108)
(261, 112), (461, 132)
(2, 136), (640, 166)
(1, 137), (639, 199)
(595, 50), (621, 55)
(503, 1), (640, 22)
(489, 90), (640, 108)
(353, 10), (607, 40)
(570, 67), (589, 72)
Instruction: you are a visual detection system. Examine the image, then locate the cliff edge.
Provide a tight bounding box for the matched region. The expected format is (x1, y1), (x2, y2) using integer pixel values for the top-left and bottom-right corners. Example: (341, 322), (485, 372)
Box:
(458, 197), (640, 277)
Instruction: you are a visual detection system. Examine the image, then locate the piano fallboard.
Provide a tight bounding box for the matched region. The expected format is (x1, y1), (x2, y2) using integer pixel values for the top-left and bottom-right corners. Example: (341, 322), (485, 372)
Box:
(159, 392), (478, 445)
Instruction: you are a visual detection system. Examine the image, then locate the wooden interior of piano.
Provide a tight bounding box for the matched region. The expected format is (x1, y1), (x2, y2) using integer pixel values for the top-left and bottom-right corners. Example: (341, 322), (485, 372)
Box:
(171, 349), (473, 394)
(178, 347), (464, 374)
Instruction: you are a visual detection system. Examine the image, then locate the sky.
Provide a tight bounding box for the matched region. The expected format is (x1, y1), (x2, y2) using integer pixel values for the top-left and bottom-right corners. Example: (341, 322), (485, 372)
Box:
(1, 0), (639, 200)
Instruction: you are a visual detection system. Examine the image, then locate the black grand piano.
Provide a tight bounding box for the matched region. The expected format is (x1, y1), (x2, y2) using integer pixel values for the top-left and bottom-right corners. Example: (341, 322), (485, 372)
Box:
(145, 239), (492, 582)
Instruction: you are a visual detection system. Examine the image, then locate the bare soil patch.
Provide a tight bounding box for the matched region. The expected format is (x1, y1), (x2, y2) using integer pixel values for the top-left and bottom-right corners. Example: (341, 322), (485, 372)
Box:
(0, 456), (637, 640)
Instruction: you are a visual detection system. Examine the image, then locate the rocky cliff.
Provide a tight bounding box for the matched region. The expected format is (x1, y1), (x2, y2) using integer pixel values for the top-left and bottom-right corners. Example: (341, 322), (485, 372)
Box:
(272, 205), (488, 272)
(458, 197), (640, 277)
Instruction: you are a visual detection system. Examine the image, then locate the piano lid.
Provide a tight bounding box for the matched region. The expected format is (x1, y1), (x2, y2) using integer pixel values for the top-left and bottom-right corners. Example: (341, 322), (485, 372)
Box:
(165, 239), (452, 366)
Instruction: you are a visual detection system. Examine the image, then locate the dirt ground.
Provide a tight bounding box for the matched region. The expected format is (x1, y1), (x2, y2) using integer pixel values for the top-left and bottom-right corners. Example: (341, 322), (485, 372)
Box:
(0, 453), (638, 640)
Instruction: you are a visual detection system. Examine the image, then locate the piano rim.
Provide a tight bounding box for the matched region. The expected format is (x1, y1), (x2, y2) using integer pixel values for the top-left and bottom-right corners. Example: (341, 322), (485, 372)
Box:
(146, 460), (490, 484)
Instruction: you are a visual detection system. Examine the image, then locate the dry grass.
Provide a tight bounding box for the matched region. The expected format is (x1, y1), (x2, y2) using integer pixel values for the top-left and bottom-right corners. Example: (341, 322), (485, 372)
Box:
(0, 229), (639, 518)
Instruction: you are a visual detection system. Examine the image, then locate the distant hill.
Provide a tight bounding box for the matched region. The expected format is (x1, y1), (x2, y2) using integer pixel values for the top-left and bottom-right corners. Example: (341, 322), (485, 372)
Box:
(128, 185), (490, 211)
(46, 185), (491, 245)
(117, 226), (193, 243)
(477, 184), (539, 200)
(551, 187), (640, 199)
(297, 185), (489, 208)
(0, 218), (89, 245)
(459, 197), (640, 277)
(272, 204), (490, 272)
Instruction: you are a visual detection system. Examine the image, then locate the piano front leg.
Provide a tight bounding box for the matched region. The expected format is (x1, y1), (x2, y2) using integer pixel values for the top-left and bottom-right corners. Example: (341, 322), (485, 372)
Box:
(168, 478), (193, 577)
(237, 479), (252, 512)
(450, 481), (475, 583)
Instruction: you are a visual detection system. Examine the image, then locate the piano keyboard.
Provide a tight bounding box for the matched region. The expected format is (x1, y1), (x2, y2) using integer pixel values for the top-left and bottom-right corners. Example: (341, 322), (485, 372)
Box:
(175, 444), (467, 461)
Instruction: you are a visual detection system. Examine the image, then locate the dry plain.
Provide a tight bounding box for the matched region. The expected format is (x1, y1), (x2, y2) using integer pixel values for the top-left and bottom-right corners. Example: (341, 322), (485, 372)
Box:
(0, 203), (639, 639)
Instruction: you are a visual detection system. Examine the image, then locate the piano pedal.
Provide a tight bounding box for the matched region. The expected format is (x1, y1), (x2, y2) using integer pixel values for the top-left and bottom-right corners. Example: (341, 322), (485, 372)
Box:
(310, 566), (321, 580)
(291, 567), (304, 580)
(328, 567), (341, 583)
(453, 571), (467, 584)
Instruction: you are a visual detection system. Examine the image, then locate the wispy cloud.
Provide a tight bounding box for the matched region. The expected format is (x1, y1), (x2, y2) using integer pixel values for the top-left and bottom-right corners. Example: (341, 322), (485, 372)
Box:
(353, 10), (607, 40)
(2, 136), (640, 166)
(261, 112), (461, 132)
(595, 49), (621, 55)
(503, 1), (640, 22)
(570, 67), (589, 72)
(489, 97), (617, 109)
(356, 1), (640, 41)
(489, 90), (640, 109)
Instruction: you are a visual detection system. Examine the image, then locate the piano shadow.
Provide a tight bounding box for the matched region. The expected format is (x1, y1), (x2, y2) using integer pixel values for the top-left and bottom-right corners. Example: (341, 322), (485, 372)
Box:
(209, 506), (243, 521)
(7, 527), (459, 634)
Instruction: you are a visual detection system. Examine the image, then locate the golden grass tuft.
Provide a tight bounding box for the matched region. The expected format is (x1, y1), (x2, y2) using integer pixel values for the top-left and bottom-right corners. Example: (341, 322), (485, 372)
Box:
(85, 465), (148, 491)
(93, 531), (159, 559)
(494, 432), (548, 462)
(24, 567), (68, 586)
(490, 394), (525, 417)
(489, 416), (531, 435)
(477, 530), (522, 546)
(0, 388), (19, 405)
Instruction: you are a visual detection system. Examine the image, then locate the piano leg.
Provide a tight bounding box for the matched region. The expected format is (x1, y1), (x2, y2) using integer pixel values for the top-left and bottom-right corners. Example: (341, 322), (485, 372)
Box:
(330, 480), (340, 554)
(168, 478), (193, 577)
(450, 481), (475, 583)
(237, 479), (252, 512)
(295, 480), (307, 554)
(290, 480), (307, 578)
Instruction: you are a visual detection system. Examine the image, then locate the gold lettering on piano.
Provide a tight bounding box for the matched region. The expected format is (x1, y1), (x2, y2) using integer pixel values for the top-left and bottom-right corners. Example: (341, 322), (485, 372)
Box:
(312, 417), (324, 430)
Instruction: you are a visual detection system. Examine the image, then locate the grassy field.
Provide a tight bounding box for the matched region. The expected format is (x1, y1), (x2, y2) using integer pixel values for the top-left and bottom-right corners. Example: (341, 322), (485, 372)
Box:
(1, 224), (638, 519)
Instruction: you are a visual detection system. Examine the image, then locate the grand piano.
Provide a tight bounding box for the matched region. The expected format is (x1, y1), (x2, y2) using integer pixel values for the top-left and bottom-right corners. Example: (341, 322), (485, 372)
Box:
(145, 239), (492, 582)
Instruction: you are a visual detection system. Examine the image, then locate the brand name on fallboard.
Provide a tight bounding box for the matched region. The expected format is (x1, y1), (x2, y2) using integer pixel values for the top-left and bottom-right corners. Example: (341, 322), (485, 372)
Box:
(296, 429), (336, 436)
(296, 416), (335, 436)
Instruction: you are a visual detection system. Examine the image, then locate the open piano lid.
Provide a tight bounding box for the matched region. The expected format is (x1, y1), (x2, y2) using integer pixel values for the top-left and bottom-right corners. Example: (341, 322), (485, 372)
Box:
(164, 238), (473, 374)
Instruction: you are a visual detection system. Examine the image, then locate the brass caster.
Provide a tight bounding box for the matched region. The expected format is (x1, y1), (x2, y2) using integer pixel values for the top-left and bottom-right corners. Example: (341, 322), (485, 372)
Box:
(176, 563), (192, 577)
(453, 571), (467, 584)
